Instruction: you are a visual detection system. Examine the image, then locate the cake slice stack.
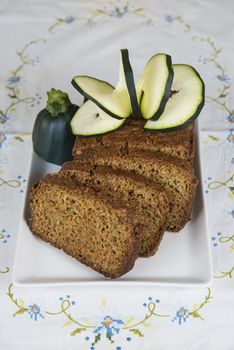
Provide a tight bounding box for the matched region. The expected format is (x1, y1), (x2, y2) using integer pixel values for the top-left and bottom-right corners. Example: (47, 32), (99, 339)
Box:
(28, 119), (198, 278)
(72, 121), (198, 232)
(60, 163), (170, 257)
(28, 173), (146, 278)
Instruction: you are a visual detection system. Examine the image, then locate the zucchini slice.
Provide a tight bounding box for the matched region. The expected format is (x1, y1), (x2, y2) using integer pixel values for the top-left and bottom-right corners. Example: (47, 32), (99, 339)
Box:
(137, 53), (174, 120)
(144, 64), (205, 131)
(72, 51), (134, 120)
(70, 100), (125, 136)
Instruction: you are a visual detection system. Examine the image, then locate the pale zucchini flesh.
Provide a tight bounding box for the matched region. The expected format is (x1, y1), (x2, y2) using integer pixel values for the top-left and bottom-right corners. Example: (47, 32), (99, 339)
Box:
(137, 53), (173, 120)
(72, 51), (133, 120)
(70, 100), (125, 136)
(144, 64), (205, 131)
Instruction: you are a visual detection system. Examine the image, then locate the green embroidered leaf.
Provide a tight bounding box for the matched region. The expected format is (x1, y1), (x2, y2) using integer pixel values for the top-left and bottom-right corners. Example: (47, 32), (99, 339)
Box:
(14, 136), (24, 142)
(129, 328), (144, 337)
(13, 308), (28, 316)
(124, 316), (135, 327)
(80, 317), (93, 326)
(92, 333), (101, 345)
(219, 94), (227, 98)
(70, 327), (86, 336)
(18, 298), (25, 307)
(190, 311), (204, 320)
(142, 321), (151, 328)
(208, 135), (220, 141)
(106, 333), (114, 343)
(63, 319), (74, 328)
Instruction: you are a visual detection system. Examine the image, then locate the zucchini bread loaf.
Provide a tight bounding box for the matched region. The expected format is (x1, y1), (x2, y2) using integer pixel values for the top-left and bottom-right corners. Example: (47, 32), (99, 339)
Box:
(73, 149), (198, 232)
(61, 162), (170, 257)
(28, 173), (145, 278)
(72, 119), (195, 163)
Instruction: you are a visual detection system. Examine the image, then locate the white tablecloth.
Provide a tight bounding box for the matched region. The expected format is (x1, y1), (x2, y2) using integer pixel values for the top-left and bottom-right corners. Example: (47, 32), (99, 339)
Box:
(0, 1), (233, 349)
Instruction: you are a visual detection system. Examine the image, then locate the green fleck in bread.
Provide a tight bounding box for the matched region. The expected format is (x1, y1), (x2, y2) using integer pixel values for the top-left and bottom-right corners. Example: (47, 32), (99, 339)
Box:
(73, 149), (198, 231)
(28, 173), (145, 279)
(72, 119), (195, 163)
(61, 162), (170, 257)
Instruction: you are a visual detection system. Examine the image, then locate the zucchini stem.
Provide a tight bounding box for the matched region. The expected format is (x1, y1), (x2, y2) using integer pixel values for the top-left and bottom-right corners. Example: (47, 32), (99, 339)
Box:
(46, 88), (72, 117)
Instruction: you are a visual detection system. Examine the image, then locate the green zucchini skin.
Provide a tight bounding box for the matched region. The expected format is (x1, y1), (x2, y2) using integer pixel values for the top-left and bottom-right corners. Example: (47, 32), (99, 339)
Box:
(121, 49), (139, 119)
(150, 54), (174, 121)
(71, 78), (127, 121)
(144, 65), (205, 132)
(32, 104), (78, 165)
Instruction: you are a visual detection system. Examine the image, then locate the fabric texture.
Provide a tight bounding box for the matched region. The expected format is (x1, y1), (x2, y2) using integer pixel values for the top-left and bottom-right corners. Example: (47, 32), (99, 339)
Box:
(0, 1), (233, 349)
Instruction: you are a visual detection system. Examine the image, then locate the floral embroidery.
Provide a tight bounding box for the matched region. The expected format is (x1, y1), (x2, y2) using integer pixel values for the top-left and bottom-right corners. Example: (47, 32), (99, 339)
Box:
(7, 285), (212, 348)
(28, 304), (44, 321)
(164, 15), (190, 32)
(82, 0), (149, 26)
(0, 39), (46, 147)
(0, 175), (26, 190)
(0, 229), (11, 244)
(215, 266), (234, 279)
(172, 289), (212, 324)
(48, 15), (76, 33)
(227, 129), (234, 143)
(194, 37), (234, 124)
(211, 232), (222, 247)
(0, 132), (7, 148)
(212, 232), (234, 252)
(172, 307), (189, 324)
(0, 266), (9, 274)
(92, 316), (124, 346)
(203, 176), (212, 194)
(208, 174), (234, 198)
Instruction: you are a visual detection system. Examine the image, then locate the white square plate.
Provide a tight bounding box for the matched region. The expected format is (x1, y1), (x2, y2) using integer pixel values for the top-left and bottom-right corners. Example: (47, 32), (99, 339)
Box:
(12, 123), (212, 287)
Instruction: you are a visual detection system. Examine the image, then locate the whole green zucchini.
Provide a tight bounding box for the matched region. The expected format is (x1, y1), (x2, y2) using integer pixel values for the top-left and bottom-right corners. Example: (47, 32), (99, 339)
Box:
(32, 88), (78, 165)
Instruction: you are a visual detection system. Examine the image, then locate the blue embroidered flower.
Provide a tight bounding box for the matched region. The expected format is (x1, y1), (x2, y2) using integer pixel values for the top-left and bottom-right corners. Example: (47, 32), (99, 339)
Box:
(64, 15), (76, 23)
(172, 307), (189, 325)
(217, 74), (230, 83)
(109, 6), (129, 18)
(227, 129), (234, 143)
(227, 113), (234, 123)
(211, 232), (222, 247)
(93, 315), (124, 339)
(0, 112), (8, 124)
(59, 295), (76, 305)
(165, 15), (173, 22)
(7, 76), (20, 85)
(230, 209), (234, 218)
(0, 133), (7, 148)
(0, 229), (10, 244)
(28, 304), (44, 321)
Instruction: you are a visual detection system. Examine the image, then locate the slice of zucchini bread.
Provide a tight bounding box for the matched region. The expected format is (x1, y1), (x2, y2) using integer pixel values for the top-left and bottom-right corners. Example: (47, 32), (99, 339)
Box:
(61, 162), (170, 257)
(28, 173), (145, 278)
(74, 149), (198, 232)
(72, 119), (195, 163)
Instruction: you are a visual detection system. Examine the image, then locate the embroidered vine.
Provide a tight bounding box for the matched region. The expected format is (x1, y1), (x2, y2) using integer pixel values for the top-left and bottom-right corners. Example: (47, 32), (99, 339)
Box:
(193, 36), (234, 123)
(0, 38), (46, 127)
(0, 267), (9, 274)
(7, 284), (212, 348)
(215, 266), (234, 279)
